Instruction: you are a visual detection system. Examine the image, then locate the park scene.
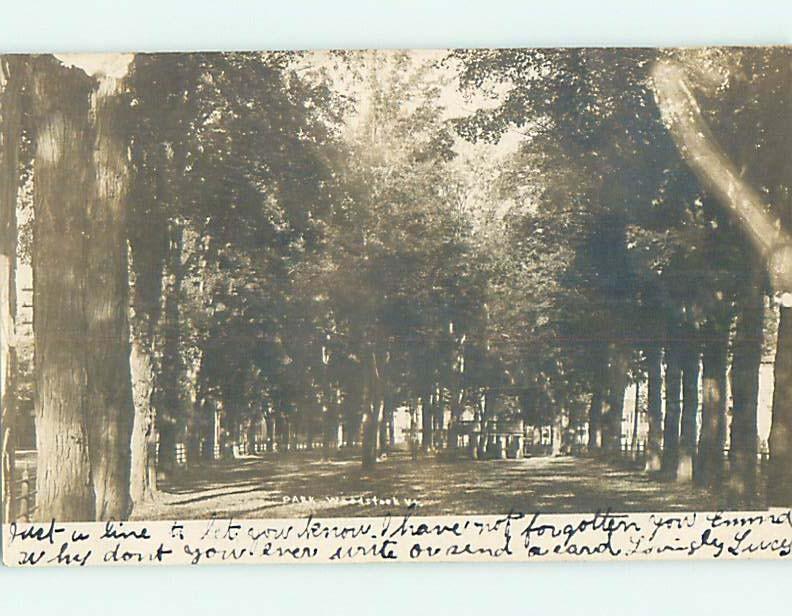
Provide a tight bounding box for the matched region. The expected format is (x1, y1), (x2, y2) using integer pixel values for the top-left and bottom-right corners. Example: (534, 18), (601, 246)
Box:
(1, 48), (791, 523)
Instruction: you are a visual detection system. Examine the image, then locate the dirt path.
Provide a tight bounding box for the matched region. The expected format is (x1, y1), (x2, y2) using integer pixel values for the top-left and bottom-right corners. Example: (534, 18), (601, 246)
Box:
(131, 450), (722, 520)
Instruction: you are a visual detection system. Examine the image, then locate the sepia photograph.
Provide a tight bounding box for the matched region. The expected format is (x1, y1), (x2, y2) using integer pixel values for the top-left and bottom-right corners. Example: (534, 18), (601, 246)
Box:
(1, 46), (792, 555)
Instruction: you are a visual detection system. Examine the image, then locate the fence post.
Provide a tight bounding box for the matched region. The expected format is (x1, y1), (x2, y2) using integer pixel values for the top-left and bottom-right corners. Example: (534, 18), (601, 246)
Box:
(19, 468), (30, 521)
(2, 440), (14, 523)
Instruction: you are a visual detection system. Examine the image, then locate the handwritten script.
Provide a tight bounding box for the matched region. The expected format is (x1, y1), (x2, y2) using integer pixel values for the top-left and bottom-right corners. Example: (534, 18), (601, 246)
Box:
(3, 508), (791, 567)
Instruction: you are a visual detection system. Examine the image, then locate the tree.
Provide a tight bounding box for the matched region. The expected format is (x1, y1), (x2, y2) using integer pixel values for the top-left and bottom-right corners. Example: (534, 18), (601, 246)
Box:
(299, 51), (484, 467)
(453, 49), (677, 460)
(122, 52), (341, 484)
(83, 58), (136, 519)
(30, 54), (135, 520)
(651, 49), (792, 504)
(0, 55), (24, 521)
(30, 57), (96, 520)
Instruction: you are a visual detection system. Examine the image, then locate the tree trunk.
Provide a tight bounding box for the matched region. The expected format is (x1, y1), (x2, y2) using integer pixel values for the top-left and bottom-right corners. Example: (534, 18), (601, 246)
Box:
(448, 387), (464, 449)
(247, 419), (258, 455)
(361, 397), (380, 469)
(432, 383), (443, 449)
(83, 74), (135, 520)
(281, 415), (291, 451)
(320, 404), (331, 458)
(210, 400), (222, 459)
(698, 320), (728, 488)
(768, 306), (792, 505)
(630, 380), (640, 458)
(386, 392), (395, 449)
(378, 392), (393, 454)
(587, 343), (608, 453)
(129, 336), (158, 506)
(154, 221), (185, 476)
(0, 253), (17, 522)
(185, 365), (205, 464)
(128, 222), (166, 506)
(729, 278), (763, 505)
(662, 341), (683, 479)
(550, 411), (563, 456)
(409, 399), (419, 460)
(604, 343), (628, 453)
(31, 58), (96, 521)
(644, 344), (663, 472)
(342, 383), (361, 448)
(376, 403), (386, 455)
(127, 108), (168, 505)
(421, 387), (433, 453)
(587, 386), (604, 453)
(265, 410), (276, 453)
(476, 390), (495, 459)
(678, 339), (700, 482)
(1, 55), (23, 523)
(652, 57), (792, 503)
(157, 416), (177, 468)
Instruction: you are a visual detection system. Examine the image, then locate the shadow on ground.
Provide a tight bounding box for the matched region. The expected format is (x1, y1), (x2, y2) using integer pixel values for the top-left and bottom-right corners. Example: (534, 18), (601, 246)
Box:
(131, 450), (724, 520)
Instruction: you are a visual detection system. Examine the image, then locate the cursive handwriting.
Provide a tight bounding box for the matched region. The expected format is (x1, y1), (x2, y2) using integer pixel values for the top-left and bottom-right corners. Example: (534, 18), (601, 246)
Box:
(4, 509), (791, 567)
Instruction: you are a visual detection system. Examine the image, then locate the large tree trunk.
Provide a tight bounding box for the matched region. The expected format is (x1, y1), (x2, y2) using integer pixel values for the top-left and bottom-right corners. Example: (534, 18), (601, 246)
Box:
(31, 58), (96, 521)
(728, 277), (763, 506)
(31, 56), (136, 520)
(83, 73), (135, 520)
(661, 341), (683, 479)
(1, 55), (23, 522)
(127, 220), (166, 506)
(644, 344), (663, 472)
(154, 221), (185, 476)
(127, 124), (168, 505)
(768, 306), (792, 505)
(129, 336), (158, 506)
(697, 320), (728, 488)
(678, 337), (700, 482)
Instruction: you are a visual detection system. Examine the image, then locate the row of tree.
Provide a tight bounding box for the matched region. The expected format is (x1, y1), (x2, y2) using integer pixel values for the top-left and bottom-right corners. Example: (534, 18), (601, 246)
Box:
(1, 48), (791, 522)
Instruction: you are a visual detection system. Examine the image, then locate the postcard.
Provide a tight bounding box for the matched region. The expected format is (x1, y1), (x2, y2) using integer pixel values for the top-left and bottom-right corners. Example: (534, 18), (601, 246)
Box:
(1, 48), (791, 566)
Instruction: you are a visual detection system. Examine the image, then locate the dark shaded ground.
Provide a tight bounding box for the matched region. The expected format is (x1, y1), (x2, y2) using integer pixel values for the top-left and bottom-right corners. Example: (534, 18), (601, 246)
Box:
(131, 449), (722, 520)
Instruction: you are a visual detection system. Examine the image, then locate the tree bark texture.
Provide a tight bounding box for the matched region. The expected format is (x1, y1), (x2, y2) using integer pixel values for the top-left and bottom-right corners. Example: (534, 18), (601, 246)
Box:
(1, 55), (23, 522)
(31, 58), (96, 521)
